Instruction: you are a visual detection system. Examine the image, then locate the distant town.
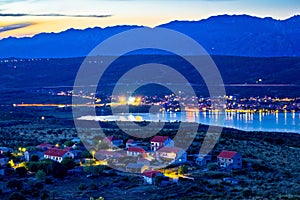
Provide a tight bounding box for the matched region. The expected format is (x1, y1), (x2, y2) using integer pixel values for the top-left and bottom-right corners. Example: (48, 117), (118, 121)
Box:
(14, 88), (300, 113)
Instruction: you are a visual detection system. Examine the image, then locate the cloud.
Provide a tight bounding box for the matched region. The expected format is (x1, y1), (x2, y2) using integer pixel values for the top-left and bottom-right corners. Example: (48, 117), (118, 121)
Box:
(0, 13), (112, 18)
(0, 22), (33, 33)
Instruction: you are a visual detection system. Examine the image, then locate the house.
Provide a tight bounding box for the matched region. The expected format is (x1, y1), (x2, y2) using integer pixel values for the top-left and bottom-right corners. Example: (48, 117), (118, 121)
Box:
(36, 143), (55, 151)
(142, 170), (163, 184)
(126, 139), (138, 148)
(217, 150), (242, 169)
(71, 138), (81, 144)
(156, 147), (187, 164)
(125, 163), (148, 173)
(195, 154), (212, 167)
(105, 136), (123, 147)
(0, 147), (13, 154)
(127, 147), (146, 157)
(150, 136), (174, 151)
(0, 154), (9, 166)
(44, 148), (74, 163)
(24, 150), (44, 162)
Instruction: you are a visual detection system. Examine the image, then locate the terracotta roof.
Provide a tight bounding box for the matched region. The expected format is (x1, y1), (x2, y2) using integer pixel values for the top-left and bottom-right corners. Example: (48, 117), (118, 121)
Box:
(151, 136), (169, 143)
(157, 147), (183, 154)
(37, 143), (53, 147)
(142, 170), (161, 178)
(126, 139), (135, 144)
(127, 147), (146, 153)
(44, 148), (69, 157)
(217, 151), (237, 159)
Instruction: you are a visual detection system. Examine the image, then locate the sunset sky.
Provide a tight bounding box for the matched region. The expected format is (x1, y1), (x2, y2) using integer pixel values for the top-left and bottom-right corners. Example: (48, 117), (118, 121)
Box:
(0, 0), (299, 38)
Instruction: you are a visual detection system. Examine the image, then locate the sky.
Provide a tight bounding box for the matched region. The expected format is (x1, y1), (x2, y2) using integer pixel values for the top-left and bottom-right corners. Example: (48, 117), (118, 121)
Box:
(0, 0), (299, 38)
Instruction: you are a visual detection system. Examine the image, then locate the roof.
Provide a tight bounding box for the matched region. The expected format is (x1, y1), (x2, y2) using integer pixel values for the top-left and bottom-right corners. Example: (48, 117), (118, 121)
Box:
(44, 148), (69, 157)
(142, 170), (161, 178)
(127, 147), (146, 153)
(126, 139), (135, 144)
(217, 151), (238, 159)
(36, 143), (54, 149)
(157, 147), (183, 154)
(151, 136), (170, 143)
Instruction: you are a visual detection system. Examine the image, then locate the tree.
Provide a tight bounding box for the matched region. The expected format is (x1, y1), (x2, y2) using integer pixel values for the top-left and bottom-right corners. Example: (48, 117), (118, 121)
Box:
(16, 167), (27, 177)
(30, 154), (40, 162)
(78, 183), (88, 191)
(51, 162), (67, 178)
(36, 170), (47, 180)
(61, 157), (75, 170)
(6, 179), (23, 191)
(81, 151), (93, 159)
(40, 190), (50, 200)
(8, 192), (26, 200)
(50, 190), (57, 200)
(64, 141), (75, 147)
(154, 176), (163, 186)
(178, 165), (188, 175)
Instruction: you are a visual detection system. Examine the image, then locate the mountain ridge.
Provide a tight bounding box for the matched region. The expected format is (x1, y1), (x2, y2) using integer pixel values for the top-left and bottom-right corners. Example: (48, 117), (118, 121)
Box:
(1, 14), (300, 58)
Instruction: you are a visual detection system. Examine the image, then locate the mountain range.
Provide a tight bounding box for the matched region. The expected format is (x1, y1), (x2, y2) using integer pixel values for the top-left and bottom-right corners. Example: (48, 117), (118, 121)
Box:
(1, 14), (300, 58)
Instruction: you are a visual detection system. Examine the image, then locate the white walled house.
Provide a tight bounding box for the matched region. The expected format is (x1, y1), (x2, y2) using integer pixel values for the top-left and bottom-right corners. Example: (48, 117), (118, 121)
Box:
(127, 147), (146, 157)
(142, 170), (163, 184)
(217, 150), (242, 169)
(150, 136), (174, 151)
(44, 148), (74, 163)
(156, 147), (187, 164)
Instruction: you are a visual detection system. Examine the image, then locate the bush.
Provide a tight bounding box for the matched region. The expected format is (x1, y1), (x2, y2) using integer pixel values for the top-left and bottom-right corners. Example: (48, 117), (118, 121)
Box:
(178, 165), (188, 175)
(30, 155), (40, 162)
(90, 183), (98, 190)
(78, 183), (88, 191)
(40, 190), (50, 200)
(51, 162), (67, 178)
(16, 167), (27, 177)
(9, 192), (26, 200)
(6, 179), (23, 191)
(61, 157), (75, 170)
(35, 170), (46, 180)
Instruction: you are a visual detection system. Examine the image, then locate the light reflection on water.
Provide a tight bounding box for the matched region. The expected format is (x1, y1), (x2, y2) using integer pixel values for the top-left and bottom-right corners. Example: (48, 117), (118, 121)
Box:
(78, 112), (300, 134)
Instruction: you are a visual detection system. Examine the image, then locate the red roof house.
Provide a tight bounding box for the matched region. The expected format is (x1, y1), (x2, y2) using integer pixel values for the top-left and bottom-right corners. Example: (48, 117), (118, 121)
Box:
(150, 136), (174, 151)
(217, 150), (242, 169)
(44, 148), (74, 163)
(142, 170), (163, 184)
(104, 136), (123, 147)
(127, 147), (146, 157)
(36, 143), (55, 151)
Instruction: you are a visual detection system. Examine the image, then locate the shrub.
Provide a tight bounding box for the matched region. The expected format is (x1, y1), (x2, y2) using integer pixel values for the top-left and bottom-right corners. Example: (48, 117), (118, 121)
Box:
(16, 167), (27, 177)
(6, 179), (23, 191)
(9, 192), (26, 200)
(78, 183), (88, 191)
(61, 157), (75, 170)
(35, 170), (46, 180)
(30, 155), (40, 162)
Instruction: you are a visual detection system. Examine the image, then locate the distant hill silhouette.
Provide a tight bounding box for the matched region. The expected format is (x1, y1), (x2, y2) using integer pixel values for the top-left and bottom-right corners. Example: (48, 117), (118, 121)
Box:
(1, 15), (300, 58)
